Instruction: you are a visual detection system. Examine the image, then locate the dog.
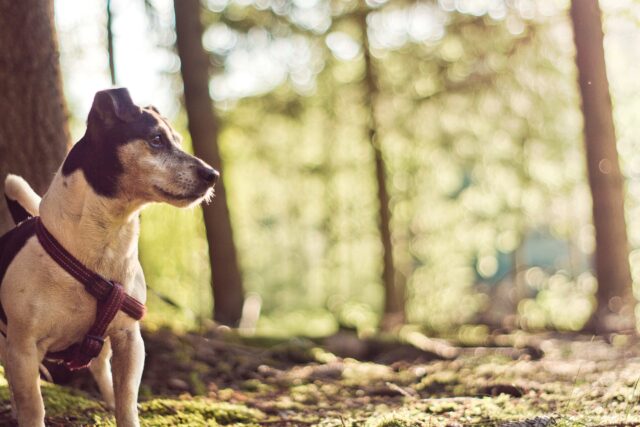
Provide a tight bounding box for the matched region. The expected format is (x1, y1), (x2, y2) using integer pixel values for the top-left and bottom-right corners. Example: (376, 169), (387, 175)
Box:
(0, 88), (218, 427)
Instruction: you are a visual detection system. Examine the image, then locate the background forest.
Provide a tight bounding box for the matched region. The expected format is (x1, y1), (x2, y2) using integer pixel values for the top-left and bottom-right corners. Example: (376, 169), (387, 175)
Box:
(50, 0), (640, 337)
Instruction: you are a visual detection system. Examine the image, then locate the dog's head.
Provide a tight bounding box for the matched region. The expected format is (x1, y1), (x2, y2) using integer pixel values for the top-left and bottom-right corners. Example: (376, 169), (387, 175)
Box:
(63, 88), (218, 208)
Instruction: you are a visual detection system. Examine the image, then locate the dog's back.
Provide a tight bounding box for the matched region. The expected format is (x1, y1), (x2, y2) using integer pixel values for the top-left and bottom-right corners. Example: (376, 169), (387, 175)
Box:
(0, 175), (42, 321)
(0, 209), (39, 325)
(0, 174), (40, 292)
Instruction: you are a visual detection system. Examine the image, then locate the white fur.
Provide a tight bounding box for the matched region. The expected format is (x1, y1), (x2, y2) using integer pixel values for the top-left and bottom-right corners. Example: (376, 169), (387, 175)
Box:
(1, 170), (146, 426)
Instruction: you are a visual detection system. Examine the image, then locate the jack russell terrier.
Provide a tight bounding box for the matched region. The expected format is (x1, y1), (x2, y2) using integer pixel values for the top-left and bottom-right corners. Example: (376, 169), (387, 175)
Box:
(0, 88), (218, 426)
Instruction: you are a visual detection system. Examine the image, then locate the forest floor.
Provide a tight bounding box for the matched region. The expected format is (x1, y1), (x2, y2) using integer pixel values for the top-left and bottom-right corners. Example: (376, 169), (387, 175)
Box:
(0, 328), (639, 426)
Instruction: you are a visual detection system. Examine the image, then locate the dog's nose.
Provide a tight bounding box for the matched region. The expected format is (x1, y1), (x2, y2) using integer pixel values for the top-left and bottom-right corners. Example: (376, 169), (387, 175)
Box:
(197, 166), (219, 185)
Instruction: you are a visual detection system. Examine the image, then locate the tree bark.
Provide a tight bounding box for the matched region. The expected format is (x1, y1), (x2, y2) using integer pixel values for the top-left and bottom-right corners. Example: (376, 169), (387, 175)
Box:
(570, 0), (635, 333)
(359, 11), (404, 329)
(0, 0), (70, 233)
(107, 0), (116, 85)
(174, 0), (245, 326)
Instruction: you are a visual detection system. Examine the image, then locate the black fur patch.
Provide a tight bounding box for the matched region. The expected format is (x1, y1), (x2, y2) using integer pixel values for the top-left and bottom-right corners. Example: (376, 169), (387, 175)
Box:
(62, 90), (172, 198)
(5, 195), (32, 224)
(0, 217), (37, 322)
(62, 135), (123, 197)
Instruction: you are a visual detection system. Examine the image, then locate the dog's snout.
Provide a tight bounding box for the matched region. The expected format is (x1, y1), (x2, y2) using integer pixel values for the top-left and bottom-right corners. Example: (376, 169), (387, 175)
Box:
(197, 166), (219, 185)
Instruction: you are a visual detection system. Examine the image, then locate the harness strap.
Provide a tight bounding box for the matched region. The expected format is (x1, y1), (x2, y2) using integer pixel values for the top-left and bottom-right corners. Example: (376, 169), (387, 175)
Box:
(47, 281), (127, 369)
(34, 218), (145, 320)
(33, 217), (145, 370)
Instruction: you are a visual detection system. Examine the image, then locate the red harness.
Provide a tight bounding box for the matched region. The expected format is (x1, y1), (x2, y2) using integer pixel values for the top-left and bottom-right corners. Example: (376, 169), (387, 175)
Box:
(33, 217), (145, 370)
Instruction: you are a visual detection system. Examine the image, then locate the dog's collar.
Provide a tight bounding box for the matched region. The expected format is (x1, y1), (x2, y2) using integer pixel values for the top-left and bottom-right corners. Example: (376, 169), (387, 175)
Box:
(33, 216), (145, 370)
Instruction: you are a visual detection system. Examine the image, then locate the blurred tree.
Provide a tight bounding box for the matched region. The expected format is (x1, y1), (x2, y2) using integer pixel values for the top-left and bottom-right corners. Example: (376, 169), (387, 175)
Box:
(0, 0), (69, 233)
(174, 0), (245, 326)
(140, 0), (592, 333)
(358, 9), (404, 329)
(106, 0), (116, 85)
(570, 0), (635, 333)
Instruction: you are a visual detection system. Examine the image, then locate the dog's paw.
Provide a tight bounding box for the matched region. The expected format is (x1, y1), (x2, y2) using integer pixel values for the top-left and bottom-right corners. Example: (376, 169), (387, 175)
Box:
(103, 400), (116, 412)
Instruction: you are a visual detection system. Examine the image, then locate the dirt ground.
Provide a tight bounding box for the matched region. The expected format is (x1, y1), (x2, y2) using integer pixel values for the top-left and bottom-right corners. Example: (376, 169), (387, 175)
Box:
(1, 328), (640, 426)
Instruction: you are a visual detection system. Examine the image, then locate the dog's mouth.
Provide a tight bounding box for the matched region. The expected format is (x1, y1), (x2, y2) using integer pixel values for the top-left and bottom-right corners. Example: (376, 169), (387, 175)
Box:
(154, 185), (212, 202)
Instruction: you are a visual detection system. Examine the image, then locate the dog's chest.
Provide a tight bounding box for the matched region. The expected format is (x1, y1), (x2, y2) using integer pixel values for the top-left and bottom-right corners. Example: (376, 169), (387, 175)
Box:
(73, 221), (140, 287)
(87, 245), (136, 285)
(1, 236), (142, 352)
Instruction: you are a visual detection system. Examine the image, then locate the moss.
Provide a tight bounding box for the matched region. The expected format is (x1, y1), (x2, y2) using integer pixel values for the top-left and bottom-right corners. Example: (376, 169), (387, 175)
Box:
(189, 371), (208, 396)
(141, 413), (217, 426)
(240, 379), (271, 393)
(290, 383), (321, 404)
(41, 384), (105, 415)
(425, 400), (459, 414)
(365, 416), (416, 427)
(139, 384), (154, 400)
(139, 398), (264, 424)
(342, 362), (393, 382)
(0, 372), (262, 426)
(415, 370), (460, 393)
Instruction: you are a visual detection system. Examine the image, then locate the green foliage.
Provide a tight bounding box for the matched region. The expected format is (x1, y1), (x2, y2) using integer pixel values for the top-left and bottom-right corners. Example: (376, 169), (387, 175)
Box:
(138, 133), (213, 329)
(60, 0), (622, 333)
(139, 202), (211, 329)
(198, 0), (589, 332)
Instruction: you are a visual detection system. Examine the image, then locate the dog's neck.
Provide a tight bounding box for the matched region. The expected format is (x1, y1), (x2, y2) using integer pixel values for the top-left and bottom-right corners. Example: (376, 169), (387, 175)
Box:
(39, 169), (144, 283)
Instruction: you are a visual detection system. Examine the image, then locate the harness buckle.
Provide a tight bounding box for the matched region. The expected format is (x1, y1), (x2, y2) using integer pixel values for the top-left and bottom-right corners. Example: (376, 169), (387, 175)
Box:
(78, 334), (105, 359)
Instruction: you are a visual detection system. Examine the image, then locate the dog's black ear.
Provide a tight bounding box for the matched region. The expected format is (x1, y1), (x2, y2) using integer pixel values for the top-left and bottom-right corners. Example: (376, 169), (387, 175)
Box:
(145, 105), (161, 114)
(90, 88), (141, 126)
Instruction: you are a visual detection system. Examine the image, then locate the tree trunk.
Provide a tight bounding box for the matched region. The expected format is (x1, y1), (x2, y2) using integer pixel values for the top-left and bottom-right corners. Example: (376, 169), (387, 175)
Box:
(359, 11), (404, 329)
(0, 0), (70, 233)
(174, 0), (245, 326)
(106, 0), (116, 85)
(570, 0), (635, 333)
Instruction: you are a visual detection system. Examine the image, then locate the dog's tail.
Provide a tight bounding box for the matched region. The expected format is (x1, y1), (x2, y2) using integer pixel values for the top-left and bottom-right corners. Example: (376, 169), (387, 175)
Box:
(4, 174), (41, 224)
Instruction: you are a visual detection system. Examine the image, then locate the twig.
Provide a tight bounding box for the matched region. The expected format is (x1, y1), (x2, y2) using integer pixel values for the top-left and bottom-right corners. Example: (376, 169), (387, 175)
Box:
(385, 381), (418, 399)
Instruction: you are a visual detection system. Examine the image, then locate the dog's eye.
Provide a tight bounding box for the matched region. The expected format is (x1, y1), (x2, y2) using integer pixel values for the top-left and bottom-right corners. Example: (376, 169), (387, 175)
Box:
(148, 135), (163, 148)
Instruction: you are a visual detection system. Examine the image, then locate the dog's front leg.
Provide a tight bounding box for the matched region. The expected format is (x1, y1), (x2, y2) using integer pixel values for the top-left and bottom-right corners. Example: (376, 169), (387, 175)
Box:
(4, 333), (45, 427)
(89, 338), (115, 410)
(111, 322), (144, 427)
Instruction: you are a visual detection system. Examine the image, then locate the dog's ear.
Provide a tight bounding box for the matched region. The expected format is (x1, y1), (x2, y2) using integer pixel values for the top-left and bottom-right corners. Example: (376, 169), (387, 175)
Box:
(90, 88), (141, 126)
